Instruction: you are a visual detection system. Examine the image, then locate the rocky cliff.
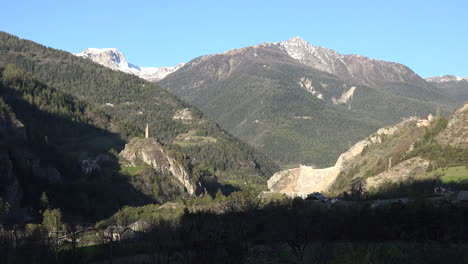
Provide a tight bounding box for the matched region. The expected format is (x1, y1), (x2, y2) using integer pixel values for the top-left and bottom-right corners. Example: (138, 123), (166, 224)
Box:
(365, 157), (430, 190)
(266, 118), (419, 197)
(118, 137), (203, 196)
(268, 102), (468, 197)
(436, 102), (468, 148)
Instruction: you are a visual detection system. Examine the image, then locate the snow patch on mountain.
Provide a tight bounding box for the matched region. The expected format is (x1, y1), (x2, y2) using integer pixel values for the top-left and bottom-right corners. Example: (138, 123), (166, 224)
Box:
(277, 37), (348, 76)
(74, 48), (184, 81)
(426, 75), (468, 83)
(265, 37), (421, 84)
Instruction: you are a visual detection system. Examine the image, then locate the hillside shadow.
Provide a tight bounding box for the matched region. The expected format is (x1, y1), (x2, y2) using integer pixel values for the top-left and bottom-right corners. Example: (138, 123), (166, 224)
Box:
(203, 180), (241, 197)
(366, 177), (468, 200)
(66, 195), (468, 264)
(4, 174), (468, 263)
(0, 83), (153, 223)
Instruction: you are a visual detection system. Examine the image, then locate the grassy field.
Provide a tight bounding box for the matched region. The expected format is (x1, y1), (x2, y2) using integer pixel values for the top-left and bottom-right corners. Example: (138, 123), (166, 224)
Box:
(415, 166), (468, 184)
(173, 129), (217, 147)
(435, 166), (468, 183)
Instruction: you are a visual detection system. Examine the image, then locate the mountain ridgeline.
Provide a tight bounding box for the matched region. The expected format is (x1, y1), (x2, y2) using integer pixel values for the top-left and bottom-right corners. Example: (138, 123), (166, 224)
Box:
(158, 37), (456, 167)
(426, 75), (468, 104)
(1, 31), (468, 264)
(74, 48), (185, 82)
(0, 31), (277, 181)
(0, 32), (278, 222)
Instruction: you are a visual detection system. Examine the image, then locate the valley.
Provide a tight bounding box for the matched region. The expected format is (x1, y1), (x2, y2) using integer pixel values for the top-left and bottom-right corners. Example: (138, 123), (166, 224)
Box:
(0, 31), (467, 264)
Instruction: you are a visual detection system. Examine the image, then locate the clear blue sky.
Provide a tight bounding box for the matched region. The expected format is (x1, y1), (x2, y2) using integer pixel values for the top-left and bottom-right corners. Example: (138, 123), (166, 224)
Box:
(2, 0), (467, 78)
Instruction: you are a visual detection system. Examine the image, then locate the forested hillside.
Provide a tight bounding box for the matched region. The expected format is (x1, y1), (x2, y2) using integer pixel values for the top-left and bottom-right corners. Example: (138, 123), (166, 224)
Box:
(0, 64), (151, 221)
(159, 42), (454, 167)
(0, 31), (278, 184)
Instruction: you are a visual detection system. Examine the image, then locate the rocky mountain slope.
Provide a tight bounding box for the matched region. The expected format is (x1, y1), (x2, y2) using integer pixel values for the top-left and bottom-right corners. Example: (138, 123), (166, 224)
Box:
(158, 37), (454, 166)
(119, 137), (204, 196)
(266, 102), (468, 197)
(266, 117), (417, 197)
(426, 75), (468, 104)
(276, 37), (422, 85)
(436, 102), (468, 148)
(74, 48), (184, 81)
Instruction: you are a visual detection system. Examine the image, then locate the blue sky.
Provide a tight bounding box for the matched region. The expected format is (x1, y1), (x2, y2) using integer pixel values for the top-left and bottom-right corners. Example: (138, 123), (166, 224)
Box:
(2, 0), (467, 78)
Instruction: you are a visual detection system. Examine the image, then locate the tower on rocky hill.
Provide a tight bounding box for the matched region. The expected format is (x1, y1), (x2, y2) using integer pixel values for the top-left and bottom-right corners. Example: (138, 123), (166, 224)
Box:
(145, 124), (149, 139)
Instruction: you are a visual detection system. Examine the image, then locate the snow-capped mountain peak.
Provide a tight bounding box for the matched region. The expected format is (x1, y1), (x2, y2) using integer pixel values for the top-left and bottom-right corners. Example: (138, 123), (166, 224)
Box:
(75, 48), (140, 73)
(276, 37), (347, 76)
(280, 37), (342, 59)
(73, 48), (184, 82)
(269, 37), (420, 83)
(283, 36), (309, 46)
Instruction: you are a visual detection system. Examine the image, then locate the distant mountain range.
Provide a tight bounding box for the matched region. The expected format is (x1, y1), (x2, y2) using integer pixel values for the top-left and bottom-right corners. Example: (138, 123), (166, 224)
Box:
(426, 75), (468, 104)
(1, 30), (467, 225)
(74, 48), (185, 81)
(76, 37), (464, 167)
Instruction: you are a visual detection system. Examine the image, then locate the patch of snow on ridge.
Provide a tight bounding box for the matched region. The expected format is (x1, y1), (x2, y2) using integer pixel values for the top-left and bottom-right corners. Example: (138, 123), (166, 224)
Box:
(277, 37), (346, 74)
(74, 48), (184, 81)
(425, 75), (468, 83)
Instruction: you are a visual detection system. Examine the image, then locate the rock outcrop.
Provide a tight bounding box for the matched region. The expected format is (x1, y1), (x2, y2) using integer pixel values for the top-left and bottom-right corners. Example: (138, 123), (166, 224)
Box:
(365, 157), (430, 190)
(119, 137), (203, 196)
(267, 166), (338, 198)
(172, 108), (193, 122)
(436, 102), (468, 148)
(266, 118), (416, 197)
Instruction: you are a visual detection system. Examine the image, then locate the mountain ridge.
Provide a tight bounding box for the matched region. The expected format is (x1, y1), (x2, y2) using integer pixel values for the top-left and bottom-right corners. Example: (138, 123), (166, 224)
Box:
(425, 75), (468, 104)
(74, 47), (185, 81)
(158, 36), (455, 166)
(426, 75), (468, 83)
(0, 31), (278, 186)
